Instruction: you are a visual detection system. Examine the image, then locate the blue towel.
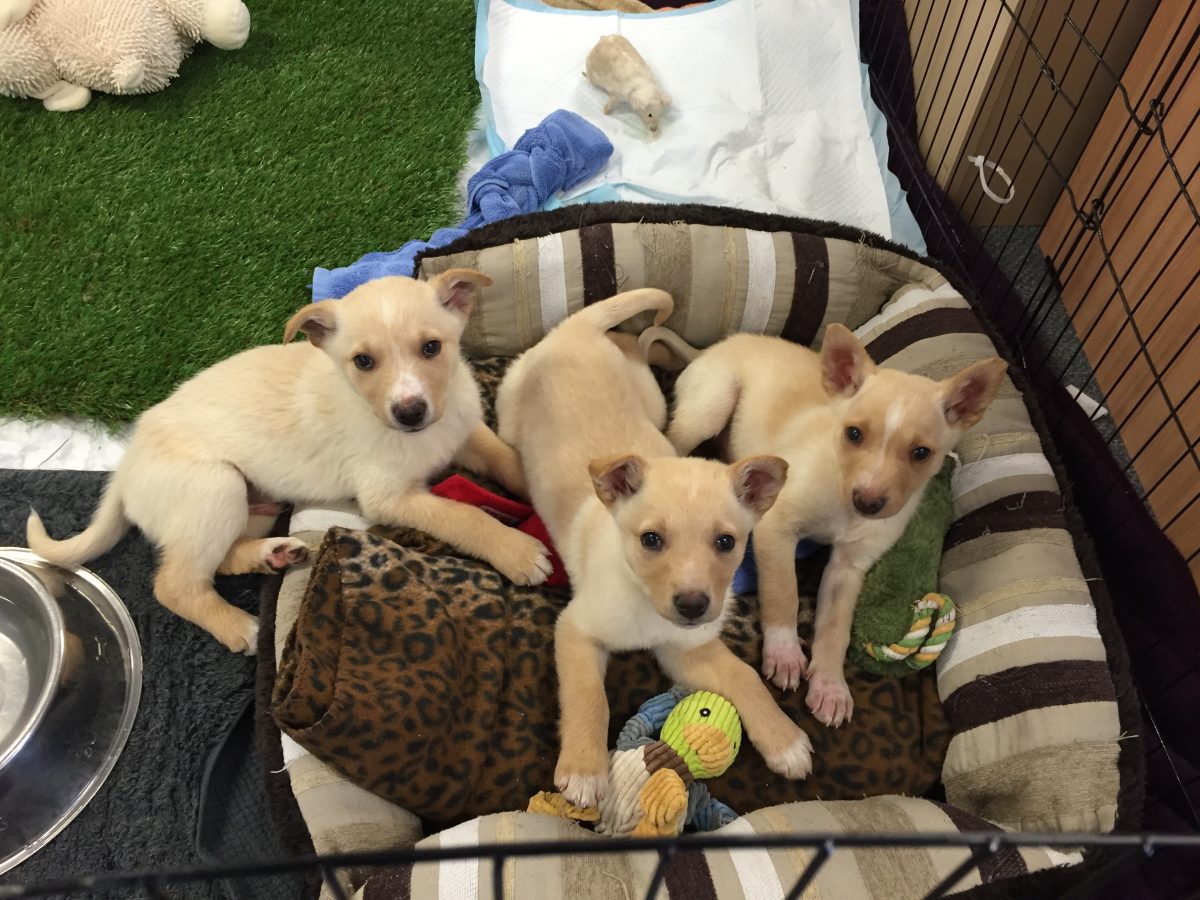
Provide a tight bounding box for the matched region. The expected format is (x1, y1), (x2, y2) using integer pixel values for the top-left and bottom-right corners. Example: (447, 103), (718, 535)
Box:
(311, 110), (613, 300)
(732, 535), (824, 596)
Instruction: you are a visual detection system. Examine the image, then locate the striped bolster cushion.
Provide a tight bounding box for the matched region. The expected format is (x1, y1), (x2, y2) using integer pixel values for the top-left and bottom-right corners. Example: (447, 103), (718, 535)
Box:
(418, 221), (945, 356)
(852, 281), (1124, 834)
(356, 801), (1082, 899)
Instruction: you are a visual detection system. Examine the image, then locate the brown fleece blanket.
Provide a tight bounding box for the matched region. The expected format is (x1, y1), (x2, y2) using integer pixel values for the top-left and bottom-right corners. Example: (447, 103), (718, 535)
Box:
(272, 524), (949, 832)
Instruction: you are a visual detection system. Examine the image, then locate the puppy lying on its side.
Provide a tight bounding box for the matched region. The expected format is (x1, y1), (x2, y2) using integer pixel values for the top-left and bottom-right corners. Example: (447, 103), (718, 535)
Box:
(643, 325), (1006, 727)
(28, 272), (551, 653)
(497, 289), (813, 808)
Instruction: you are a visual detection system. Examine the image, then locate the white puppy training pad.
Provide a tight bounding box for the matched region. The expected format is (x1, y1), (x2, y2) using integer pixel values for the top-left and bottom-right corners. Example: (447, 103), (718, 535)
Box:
(477, 0), (893, 237)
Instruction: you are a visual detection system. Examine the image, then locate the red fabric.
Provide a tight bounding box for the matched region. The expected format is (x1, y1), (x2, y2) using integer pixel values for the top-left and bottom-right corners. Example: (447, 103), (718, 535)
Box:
(431, 475), (569, 588)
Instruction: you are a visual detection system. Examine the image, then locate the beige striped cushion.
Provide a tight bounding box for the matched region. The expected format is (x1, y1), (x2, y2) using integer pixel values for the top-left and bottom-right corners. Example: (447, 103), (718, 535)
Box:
(851, 284), (1124, 833)
(418, 223), (944, 356)
(354, 801), (1081, 899)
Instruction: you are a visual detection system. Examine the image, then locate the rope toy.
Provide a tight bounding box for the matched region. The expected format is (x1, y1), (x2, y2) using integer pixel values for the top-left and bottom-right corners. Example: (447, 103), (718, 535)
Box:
(863, 592), (956, 669)
(529, 688), (741, 836)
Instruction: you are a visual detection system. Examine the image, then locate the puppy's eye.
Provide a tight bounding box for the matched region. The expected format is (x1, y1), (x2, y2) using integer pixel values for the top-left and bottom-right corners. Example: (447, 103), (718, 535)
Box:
(353, 353), (375, 371)
(422, 340), (441, 359)
(714, 533), (736, 553)
(912, 446), (931, 462)
(640, 531), (663, 551)
(845, 425), (862, 444)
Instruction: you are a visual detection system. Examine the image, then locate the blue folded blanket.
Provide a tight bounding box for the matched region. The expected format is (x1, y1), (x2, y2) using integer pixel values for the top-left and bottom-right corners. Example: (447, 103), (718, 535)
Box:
(311, 110), (613, 300)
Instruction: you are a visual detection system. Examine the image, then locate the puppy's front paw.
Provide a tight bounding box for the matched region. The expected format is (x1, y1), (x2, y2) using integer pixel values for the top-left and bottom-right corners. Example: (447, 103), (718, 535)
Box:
(762, 729), (813, 781)
(761, 627), (808, 691)
(806, 671), (853, 728)
(554, 768), (608, 810)
(494, 531), (553, 586)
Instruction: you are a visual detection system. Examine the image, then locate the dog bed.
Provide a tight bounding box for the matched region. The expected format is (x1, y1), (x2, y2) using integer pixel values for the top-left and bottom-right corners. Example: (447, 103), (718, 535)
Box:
(259, 205), (1140, 898)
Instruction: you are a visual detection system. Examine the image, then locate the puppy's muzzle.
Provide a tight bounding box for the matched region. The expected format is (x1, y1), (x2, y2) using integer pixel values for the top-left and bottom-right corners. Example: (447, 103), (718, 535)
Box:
(391, 398), (429, 432)
(673, 590), (710, 622)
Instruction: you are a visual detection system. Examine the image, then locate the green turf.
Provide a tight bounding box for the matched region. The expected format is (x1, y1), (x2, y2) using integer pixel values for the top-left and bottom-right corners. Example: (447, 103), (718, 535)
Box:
(0, 0), (479, 423)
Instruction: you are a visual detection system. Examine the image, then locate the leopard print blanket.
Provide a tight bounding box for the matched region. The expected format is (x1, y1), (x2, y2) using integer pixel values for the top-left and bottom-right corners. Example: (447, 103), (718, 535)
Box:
(272, 523), (949, 832)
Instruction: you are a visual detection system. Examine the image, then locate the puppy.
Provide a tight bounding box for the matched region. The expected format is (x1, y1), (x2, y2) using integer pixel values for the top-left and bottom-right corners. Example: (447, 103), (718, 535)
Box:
(497, 289), (812, 809)
(645, 325), (1007, 727)
(28, 272), (551, 653)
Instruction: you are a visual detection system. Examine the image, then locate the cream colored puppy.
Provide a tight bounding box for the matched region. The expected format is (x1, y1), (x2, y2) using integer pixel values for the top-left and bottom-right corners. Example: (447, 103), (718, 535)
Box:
(28, 272), (551, 653)
(645, 326), (1006, 727)
(497, 289), (813, 809)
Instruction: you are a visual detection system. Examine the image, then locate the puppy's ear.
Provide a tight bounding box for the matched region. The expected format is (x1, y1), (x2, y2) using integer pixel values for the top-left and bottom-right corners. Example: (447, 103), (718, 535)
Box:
(284, 301), (337, 346)
(658, 90), (671, 107)
(729, 455), (788, 517)
(589, 454), (646, 507)
(431, 268), (493, 318)
(820, 324), (875, 397)
(942, 357), (1008, 429)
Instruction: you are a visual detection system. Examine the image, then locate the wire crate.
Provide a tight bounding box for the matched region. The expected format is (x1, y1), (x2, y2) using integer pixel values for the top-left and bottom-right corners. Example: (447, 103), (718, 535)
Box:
(4, 1), (1199, 898)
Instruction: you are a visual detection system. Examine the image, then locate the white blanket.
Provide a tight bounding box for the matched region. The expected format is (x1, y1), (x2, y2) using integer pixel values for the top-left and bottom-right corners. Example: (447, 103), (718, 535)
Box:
(477, 0), (893, 237)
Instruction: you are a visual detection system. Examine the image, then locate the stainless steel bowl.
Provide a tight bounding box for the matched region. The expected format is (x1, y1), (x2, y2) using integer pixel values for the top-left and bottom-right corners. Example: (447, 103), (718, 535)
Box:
(0, 558), (65, 773)
(0, 548), (142, 876)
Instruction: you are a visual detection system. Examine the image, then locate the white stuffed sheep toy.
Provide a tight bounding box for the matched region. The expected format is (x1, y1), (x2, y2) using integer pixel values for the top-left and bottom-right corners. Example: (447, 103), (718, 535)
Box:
(0, 0), (250, 111)
(585, 34), (670, 135)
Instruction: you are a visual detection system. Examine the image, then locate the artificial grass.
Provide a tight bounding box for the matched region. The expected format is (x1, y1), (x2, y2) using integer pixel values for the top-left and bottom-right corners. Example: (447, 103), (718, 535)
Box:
(0, 0), (479, 423)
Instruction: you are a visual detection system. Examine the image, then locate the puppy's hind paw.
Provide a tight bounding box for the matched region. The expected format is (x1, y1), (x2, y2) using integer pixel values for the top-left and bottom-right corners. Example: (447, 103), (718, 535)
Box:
(763, 731), (813, 781)
(263, 538), (310, 572)
(761, 627), (808, 691)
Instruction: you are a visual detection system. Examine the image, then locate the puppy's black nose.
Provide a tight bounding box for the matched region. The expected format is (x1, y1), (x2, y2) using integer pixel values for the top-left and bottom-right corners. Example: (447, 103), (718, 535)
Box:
(673, 591), (710, 620)
(391, 399), (428, 429)
(852, 490), (886, 516)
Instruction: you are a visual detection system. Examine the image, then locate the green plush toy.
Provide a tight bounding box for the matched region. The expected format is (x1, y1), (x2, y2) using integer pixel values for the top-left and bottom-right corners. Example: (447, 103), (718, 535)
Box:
(850, 458), (957, 676)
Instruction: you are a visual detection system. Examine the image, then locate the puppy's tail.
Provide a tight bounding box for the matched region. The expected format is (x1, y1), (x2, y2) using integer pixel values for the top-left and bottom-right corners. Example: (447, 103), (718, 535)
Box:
(638, 325), (700, 371)
(569, 288), (673, 335)
(27, 480), (128, 567)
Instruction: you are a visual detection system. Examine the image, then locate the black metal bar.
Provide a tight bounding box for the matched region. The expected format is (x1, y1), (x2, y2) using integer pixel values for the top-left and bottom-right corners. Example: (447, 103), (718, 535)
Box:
(1150, 99), (1200, 226)
(783, 839), (833, 900)
(5, 832), (1200, 899)
(1011, 4), (1200, 333)
(643, 845), (676, 900)
(955, 0), (1061, 247)
(320, 863), (349, 900)
(919, 0), (978, 169)
(1028, 48), (1200, 388)
(1159, 485), (1199, 533)
(493, 852), (507, 900)
(922, 840), (998, 900)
